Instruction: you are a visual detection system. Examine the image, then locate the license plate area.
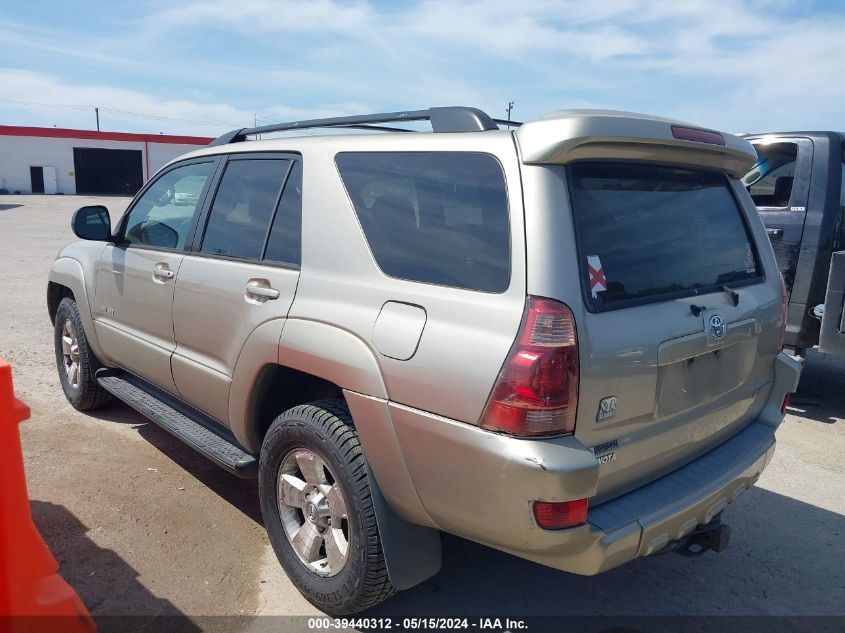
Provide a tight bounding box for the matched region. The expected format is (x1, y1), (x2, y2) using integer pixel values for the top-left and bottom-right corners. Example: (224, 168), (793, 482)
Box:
(656, 340), (755, 417)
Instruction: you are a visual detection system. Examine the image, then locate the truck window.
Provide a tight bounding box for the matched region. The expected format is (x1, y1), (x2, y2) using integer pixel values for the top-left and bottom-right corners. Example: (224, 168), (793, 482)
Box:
(835, 152), (845, 252)
(569, 162), (761, 311)
(743, 142), (798, 208)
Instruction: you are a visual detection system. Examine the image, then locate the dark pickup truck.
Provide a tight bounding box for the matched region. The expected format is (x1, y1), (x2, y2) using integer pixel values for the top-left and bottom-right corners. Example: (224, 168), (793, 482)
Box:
(741, 131), (845, 356)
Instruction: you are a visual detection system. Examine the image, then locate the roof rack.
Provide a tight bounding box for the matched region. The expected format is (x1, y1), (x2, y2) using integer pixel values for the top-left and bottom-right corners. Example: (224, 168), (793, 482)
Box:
(209, 106), (521, 146)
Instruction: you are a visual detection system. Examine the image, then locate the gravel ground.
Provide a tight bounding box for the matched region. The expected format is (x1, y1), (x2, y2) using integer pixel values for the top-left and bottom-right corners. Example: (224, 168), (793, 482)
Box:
(1, 194), (843, 630)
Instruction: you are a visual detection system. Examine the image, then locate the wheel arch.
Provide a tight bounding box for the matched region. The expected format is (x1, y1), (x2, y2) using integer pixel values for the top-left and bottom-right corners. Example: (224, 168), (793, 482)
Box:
(228, 318), (389, 453)
(230, 318), (441, 592)
(48, 258), (108, 363)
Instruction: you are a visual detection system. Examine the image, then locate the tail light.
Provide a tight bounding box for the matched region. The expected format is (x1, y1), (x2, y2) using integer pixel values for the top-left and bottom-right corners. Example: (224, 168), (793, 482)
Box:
(479, 296), (578, 436)
(533, 499), (589, 529)
(781, 393), (791, 415)
(778, 273), (788, 350)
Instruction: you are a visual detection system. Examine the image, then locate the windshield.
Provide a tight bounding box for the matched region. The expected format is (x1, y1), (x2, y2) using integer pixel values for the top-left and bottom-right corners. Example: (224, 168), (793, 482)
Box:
(569, 162), (762, 310)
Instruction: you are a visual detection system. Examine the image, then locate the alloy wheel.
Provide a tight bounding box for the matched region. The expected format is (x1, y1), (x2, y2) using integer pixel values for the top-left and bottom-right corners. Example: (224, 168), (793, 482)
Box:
(277, 449), (350, 577)
(61, 319), (81, 390)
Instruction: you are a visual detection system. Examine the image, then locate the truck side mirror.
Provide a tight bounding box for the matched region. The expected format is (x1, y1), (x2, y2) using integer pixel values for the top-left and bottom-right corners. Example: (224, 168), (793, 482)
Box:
(71, 206), (112, 241)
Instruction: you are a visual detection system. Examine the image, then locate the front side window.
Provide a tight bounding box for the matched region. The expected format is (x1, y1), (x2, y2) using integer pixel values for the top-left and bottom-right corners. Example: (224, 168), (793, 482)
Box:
(336, 152), (510, 293)
(201, 159), (290, 259)
(743, 142), (798, 208)
(123, 161), (215, 250)
(569, 162), (761, 310)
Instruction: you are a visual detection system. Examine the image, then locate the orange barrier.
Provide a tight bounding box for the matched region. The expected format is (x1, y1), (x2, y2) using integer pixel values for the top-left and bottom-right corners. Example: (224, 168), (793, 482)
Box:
(0, 360), (96, 633)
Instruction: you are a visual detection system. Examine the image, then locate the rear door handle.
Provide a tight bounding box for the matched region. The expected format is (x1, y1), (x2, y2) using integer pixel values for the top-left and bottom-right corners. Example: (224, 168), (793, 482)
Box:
(766, 228), (784, 238)
(245, 283), (280, 301)
(152, 263), (175, 281)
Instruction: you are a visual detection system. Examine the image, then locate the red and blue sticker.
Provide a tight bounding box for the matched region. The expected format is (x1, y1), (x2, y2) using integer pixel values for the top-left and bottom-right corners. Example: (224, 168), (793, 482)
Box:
(587, 255), (607, 298)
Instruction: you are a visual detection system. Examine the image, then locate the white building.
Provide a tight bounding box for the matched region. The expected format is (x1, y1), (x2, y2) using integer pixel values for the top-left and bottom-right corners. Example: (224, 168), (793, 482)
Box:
(0, 125), (213, 196)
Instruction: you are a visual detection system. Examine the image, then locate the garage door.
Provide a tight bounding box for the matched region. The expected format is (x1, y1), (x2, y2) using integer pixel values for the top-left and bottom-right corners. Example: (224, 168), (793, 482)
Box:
(73, 148), (144, 195)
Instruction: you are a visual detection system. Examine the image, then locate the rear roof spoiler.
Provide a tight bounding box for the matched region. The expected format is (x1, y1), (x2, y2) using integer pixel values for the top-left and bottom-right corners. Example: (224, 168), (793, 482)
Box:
(515, 109), (757, 178)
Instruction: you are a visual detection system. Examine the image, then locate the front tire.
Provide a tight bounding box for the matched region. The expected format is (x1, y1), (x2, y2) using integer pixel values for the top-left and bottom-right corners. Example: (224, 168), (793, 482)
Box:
(54, 297), (114, 411)
(259, 399), (395, 615)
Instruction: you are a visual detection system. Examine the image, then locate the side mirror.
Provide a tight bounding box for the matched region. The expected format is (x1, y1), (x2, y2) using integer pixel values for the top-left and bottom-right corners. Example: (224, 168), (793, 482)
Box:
(72, 206), (112, 241)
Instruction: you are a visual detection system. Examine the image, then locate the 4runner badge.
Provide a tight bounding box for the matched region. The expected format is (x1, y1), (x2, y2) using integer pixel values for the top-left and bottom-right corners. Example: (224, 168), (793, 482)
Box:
(596, 396), (617, 422)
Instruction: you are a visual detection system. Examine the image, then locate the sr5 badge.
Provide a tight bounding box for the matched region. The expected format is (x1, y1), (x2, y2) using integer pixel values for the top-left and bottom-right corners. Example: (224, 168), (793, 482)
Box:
(596, 396), (617, 422)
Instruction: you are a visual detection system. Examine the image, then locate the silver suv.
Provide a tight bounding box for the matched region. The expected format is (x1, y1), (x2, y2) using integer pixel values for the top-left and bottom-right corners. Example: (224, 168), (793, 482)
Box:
(48, 107), (801, 615)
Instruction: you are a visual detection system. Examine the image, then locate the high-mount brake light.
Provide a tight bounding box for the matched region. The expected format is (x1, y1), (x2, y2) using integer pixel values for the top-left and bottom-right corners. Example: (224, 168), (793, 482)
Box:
(479, 297), (579, 436)
(671, 125), (726, 146)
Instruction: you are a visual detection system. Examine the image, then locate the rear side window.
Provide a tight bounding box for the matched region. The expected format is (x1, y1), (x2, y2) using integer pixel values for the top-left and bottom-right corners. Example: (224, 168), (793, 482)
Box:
(201, 159), (289, 259)
(265, 161), (302, 266)
(569, 162), (761, 311)
(336, 152), (510, 293)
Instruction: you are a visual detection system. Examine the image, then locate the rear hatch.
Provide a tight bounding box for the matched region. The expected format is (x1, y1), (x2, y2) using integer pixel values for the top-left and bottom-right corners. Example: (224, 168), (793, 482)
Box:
(565, 161), (781, 502)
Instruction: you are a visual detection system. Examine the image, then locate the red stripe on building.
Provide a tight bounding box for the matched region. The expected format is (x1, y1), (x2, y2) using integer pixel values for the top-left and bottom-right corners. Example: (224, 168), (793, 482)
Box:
(0, 125), (213, 146)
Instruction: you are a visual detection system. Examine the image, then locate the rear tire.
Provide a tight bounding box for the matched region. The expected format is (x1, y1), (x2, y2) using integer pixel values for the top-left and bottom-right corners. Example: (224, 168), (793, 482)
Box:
(259, 399), (395, 615)
(54, 297), (114, 411)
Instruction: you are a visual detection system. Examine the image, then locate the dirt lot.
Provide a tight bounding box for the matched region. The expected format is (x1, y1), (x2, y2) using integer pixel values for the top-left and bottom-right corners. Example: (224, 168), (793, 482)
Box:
(1, 194), (844, 629)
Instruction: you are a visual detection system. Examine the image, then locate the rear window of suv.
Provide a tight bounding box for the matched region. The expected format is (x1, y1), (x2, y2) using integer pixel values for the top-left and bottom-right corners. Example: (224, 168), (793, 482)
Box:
(336, 152), (510, 293)
(568, 162), (761, 311)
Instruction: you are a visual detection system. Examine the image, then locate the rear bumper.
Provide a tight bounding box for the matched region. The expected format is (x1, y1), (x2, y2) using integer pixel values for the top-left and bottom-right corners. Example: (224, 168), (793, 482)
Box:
(546, 421), (776, 574)
(371, 352), (801, 575)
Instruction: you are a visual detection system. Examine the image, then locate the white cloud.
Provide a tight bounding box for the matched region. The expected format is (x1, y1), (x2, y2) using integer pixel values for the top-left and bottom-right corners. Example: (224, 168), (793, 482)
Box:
(1, 0), (843, 133)
(0, 68), (363, 135)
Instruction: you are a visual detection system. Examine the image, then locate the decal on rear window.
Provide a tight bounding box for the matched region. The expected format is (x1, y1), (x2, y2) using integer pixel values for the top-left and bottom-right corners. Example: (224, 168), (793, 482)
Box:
(587, 255), (607, 299)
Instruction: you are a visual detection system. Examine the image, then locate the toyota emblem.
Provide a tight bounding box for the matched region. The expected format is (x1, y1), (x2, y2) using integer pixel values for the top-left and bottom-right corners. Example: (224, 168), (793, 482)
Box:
(709, 314), (727, 340)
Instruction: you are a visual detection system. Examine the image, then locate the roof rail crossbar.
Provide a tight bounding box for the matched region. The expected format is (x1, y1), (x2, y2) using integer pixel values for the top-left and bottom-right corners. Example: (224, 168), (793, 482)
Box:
(208, 106), (498, 146)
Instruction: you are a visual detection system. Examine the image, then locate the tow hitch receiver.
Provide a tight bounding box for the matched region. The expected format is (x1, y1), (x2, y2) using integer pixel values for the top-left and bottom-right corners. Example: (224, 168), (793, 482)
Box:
(674, 515), (731, 557)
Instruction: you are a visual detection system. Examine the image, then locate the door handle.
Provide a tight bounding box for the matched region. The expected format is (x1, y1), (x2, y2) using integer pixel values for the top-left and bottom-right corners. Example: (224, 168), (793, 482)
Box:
(245, 283), (280, 300)
(766, 228), (784, 239)
(152, 264), (175, 281)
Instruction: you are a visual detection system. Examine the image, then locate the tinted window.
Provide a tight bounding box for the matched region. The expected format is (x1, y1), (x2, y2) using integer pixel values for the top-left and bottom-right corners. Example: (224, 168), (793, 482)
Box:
(201, 159), (289, 259)
(743, 142), (798, 208)
(265, 161), (302, 266)
(834, 153), (845, 252)
(124, 161), (214, 250)
(336, 152), (510, 292)
(569, 162), (760, 310)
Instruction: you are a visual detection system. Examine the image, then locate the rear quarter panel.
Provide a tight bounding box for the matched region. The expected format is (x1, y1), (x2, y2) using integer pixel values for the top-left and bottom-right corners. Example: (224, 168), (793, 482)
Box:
(287, 132), (527, 425)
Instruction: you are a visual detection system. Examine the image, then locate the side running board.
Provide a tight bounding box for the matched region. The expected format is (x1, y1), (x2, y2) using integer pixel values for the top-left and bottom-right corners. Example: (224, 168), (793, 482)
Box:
(97, 370), (258, 478)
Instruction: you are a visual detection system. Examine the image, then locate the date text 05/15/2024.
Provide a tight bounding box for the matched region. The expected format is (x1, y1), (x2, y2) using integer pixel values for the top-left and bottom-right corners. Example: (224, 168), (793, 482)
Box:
(307, 617), (529, 630)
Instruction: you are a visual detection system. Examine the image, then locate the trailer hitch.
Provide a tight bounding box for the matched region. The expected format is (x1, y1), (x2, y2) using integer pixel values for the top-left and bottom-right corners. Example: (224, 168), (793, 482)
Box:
(673, 515), (731, 557)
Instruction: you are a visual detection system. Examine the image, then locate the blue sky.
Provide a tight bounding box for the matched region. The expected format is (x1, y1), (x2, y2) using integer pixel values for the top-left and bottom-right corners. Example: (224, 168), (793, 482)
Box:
(1, 0), (843, 136)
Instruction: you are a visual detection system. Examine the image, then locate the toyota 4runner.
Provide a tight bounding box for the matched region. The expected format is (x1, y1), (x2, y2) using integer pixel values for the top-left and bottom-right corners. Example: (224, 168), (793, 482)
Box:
(48, 107), (801, 615)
